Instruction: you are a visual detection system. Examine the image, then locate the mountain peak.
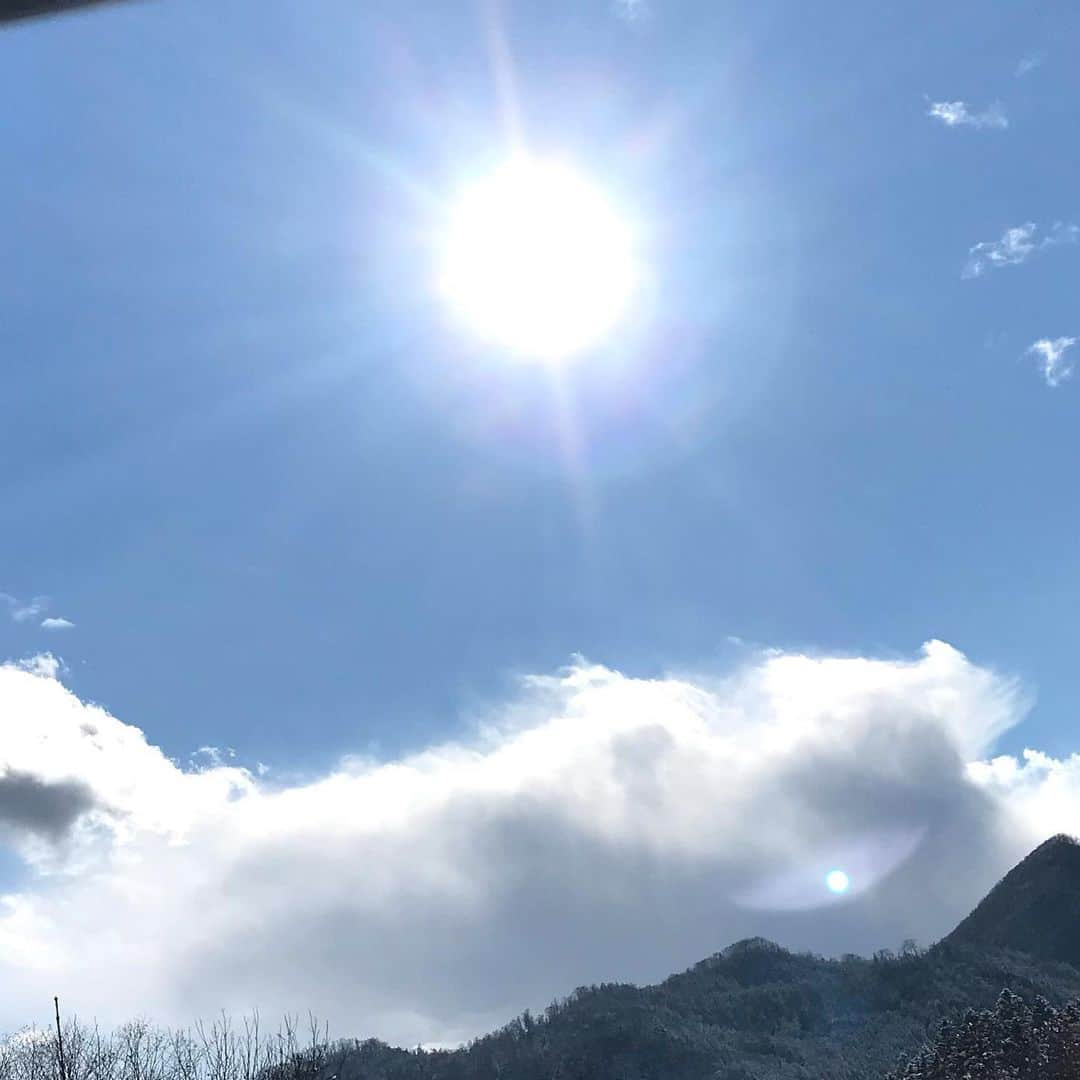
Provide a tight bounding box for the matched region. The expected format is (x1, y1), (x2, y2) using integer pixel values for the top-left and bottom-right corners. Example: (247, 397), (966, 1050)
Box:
(943, 834), (1080, 967)
(1030, 832), (1080, 852)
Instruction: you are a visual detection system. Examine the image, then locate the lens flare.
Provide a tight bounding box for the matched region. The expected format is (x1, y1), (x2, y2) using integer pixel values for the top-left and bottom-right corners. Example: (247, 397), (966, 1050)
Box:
(826, 869), (850, 894)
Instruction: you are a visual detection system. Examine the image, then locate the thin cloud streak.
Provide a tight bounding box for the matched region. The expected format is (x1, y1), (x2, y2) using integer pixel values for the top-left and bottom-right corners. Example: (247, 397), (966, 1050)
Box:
(963, 222), (1079, 278)
(1016, 51), (1045, 77)
(927, 101), (1008, 130)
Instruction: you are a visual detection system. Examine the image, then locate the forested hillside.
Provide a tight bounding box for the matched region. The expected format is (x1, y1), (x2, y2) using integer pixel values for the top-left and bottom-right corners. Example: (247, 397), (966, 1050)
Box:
(887, 989), (1080, 1080)
(329, 940), (1080, 1080)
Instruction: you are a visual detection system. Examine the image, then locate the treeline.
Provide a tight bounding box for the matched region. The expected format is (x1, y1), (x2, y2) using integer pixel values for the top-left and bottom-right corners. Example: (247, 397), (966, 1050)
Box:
(396, 941), (1080, 1080)
(888, 989), (1080, 1080)
(6, 942), (1080, 1080)
(0, 1013), (357, 1080)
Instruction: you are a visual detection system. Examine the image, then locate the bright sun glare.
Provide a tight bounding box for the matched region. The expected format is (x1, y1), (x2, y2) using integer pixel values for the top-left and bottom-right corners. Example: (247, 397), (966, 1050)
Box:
(439, 157), (639, 362)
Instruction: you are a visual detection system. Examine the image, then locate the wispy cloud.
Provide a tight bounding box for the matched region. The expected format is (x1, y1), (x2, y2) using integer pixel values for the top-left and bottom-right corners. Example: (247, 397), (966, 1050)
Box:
(612, 0), (650, 23)
(16, 653), (62, 679)
(1027, 337), (1078, 387)
(3, 593), (77, 631)
(963, 221), (1080, 278)
(1016, 51), (1045, 77)
(928, 101), (1008, 130)
(2, 595), (47, 624)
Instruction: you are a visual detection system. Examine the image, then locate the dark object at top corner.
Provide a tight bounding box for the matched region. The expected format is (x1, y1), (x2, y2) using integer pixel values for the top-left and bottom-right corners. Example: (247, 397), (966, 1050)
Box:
(0, 0), (129, 25)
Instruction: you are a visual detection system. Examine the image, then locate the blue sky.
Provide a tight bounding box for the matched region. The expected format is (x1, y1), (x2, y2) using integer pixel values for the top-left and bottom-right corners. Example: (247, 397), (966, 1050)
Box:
(1, 0), (1080, 1042)
(4, 0), (1079, 766)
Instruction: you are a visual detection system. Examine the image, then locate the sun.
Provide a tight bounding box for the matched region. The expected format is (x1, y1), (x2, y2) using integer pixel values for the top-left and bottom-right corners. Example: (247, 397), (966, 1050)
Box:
(438, 157), (639, 362)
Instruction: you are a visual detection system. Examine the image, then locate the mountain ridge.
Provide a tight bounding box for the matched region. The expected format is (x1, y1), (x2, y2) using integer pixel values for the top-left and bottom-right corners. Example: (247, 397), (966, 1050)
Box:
(321, 836), (1080, 1080)
(943, 833), (1080, 966)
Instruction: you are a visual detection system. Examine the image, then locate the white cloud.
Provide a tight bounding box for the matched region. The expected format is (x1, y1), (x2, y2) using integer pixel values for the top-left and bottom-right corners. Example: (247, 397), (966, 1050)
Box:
(963, 221), (1080, 278)
(0, 643), (1072, 1047)
(927, 101), (1008, 130)
(968, 749), (1080, 836)
(1026, 336), (1078, 387)
(15, 653), (62, 679)
(3, 595), (79, 633)
(190, 745), (237, 770)
(1016, 51), (1045, 77)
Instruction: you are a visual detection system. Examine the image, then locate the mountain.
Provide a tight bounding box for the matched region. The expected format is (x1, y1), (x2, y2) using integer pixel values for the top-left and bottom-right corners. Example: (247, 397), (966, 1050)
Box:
(331, 943), (1080, 1080)
(943, 834), (1080, 968)
(322, 837), (1080, 1080)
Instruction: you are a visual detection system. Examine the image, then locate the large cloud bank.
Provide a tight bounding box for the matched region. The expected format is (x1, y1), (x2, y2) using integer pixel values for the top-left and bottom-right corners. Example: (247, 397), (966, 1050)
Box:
(0, 642), (1077, 1046)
